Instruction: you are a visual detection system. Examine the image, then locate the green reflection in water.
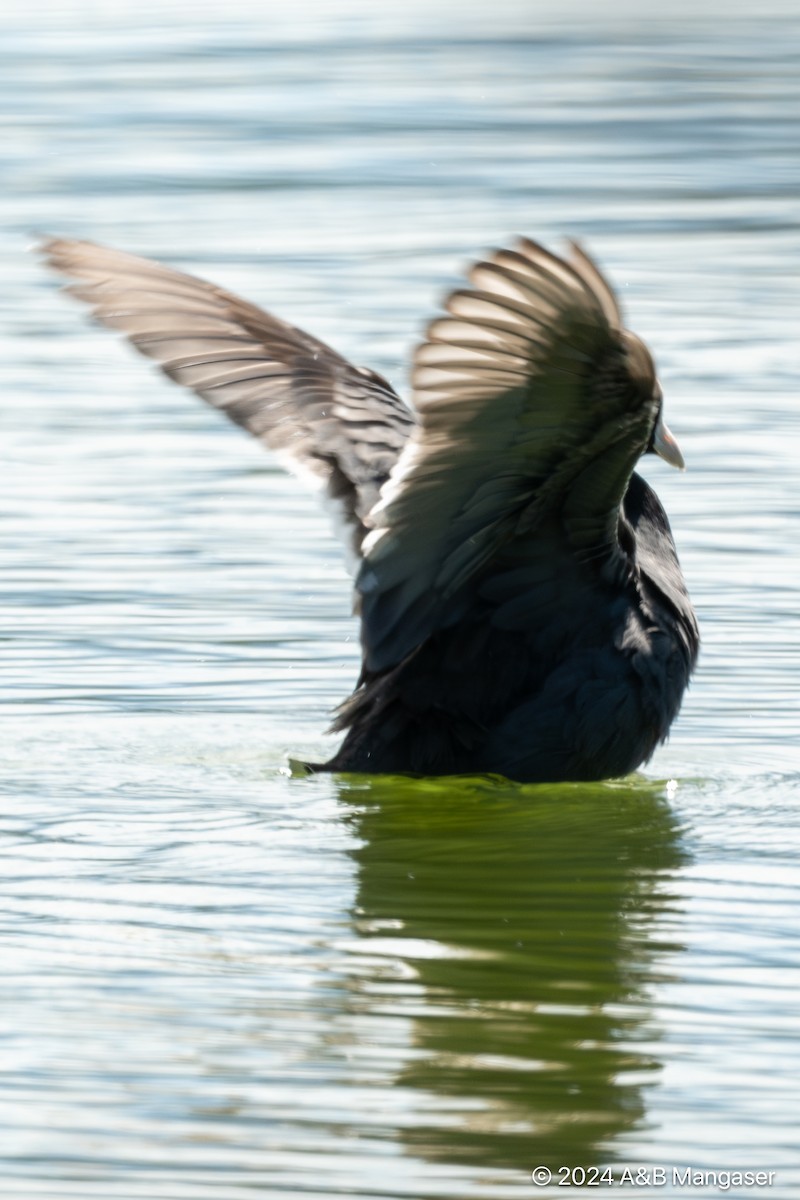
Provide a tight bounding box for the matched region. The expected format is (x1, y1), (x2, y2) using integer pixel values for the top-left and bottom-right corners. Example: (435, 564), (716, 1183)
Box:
(336, 775), (687, 1176)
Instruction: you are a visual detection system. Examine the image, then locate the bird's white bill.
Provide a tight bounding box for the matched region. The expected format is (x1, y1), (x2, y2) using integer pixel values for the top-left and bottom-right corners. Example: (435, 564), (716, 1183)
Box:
(653, 413), (685, 470)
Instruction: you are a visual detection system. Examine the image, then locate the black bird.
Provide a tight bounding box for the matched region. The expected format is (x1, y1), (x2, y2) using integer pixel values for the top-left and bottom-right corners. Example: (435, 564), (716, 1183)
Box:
(42, 236), (698, 782)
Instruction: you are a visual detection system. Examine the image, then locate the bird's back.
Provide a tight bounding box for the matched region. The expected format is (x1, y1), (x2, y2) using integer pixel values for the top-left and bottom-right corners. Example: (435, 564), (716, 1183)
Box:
(329, 473), (697, 782)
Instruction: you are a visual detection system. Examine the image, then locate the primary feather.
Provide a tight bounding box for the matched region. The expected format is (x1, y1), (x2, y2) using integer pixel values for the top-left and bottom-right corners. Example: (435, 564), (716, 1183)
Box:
(40, 237), (413, 563)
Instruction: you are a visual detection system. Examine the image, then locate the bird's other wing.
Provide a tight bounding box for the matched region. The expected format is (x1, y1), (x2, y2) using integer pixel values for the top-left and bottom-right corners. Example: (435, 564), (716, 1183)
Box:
(357, 238), (661, 672)
(40, 238), (415, 562)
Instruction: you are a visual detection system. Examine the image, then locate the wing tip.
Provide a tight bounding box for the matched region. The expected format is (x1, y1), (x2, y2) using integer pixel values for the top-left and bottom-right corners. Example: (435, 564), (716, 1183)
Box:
(564, 238), (623, 327)
(36, 234), (101, 279)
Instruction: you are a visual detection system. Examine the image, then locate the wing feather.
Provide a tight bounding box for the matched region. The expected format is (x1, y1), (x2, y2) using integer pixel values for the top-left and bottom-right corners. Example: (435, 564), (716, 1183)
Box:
(358, 239), (659, 673)
(41, 237), (415, 557)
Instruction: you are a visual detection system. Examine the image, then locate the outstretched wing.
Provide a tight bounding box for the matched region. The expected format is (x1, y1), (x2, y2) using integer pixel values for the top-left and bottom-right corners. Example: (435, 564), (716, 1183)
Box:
(40, 238), (415, 559)
(358, 238), (661, 672)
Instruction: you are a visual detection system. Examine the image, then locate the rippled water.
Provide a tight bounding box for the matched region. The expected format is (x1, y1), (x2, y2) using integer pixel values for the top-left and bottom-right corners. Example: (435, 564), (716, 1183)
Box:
(2, 1), (800, 1196)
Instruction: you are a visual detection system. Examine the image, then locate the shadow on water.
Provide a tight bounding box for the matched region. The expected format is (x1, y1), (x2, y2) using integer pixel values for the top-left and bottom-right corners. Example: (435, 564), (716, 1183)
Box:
(334, 773), (688, 1176)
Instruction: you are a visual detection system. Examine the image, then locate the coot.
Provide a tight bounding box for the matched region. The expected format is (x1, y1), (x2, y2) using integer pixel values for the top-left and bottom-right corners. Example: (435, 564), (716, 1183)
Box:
(42, 236), (698, 782)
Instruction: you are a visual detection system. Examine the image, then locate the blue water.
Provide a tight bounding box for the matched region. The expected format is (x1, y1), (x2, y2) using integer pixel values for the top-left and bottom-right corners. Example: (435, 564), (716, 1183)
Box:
(2, 2), (799, 1196)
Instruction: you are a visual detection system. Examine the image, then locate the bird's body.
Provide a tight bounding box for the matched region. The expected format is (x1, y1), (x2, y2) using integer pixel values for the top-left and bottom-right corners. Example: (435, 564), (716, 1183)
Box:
(42, 235), (698, 783)
(329, 473), (696, 780)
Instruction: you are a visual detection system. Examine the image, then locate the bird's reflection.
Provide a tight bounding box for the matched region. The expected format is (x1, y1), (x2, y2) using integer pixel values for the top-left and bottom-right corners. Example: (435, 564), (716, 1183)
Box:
(335, 775), (686, 1175)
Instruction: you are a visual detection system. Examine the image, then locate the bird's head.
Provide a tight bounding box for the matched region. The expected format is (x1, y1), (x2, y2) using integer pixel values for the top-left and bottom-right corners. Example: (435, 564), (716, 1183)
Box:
(621, 330), (685, 471)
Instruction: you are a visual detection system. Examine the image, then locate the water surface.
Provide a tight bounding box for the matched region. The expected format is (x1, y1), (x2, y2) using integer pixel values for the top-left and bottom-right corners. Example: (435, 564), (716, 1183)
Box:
(2, 2), (799, 1196)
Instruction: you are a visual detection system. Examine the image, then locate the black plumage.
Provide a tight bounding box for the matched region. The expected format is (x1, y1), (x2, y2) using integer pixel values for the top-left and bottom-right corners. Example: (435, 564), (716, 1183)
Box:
(42, 235), (698, 782)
